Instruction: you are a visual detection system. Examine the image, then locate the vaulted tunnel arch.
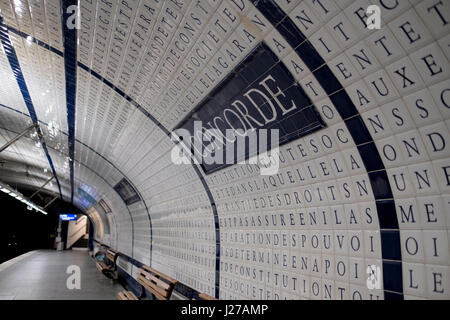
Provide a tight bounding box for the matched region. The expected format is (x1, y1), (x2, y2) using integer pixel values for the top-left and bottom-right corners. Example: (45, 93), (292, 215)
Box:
(0, 0), (449, 300)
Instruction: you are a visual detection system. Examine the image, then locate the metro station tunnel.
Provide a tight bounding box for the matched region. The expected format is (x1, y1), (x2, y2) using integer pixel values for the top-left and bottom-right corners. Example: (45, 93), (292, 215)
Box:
(0, 0), (448, 302)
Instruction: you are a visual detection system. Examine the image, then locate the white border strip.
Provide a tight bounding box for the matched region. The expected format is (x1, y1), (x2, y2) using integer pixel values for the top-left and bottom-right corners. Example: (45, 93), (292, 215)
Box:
(0, 250), (38, 273)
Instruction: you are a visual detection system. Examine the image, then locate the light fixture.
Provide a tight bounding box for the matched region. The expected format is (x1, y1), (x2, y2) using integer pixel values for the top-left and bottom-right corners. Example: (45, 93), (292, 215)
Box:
(0, 181), (48, 215)
(1, 187), (10, 193)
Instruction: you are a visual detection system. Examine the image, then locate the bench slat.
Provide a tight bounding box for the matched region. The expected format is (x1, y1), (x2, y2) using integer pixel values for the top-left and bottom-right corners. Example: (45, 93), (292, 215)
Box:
(144, 286), (166, 300)
(118, 291), (138, 300)
(137, 274), (170, 298)
(141, 265), (178, 284)
(105, 249), (118, 261)
(105, 254), (115, 262)
(138, 268), (171, 290)
(136, 277), (168, 300)
(96, 261), (108, 273)
(198, 293), (217, 300)
(124, 291), (138, 300)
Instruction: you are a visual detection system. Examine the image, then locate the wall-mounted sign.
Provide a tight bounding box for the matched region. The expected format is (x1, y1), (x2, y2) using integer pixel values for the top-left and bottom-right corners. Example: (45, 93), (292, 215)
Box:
(99, 199), (112, 214)
(59, 214), (77, 221)
(114, 178), (141, 206)
(78, 188), (97, 207)
(175, 43), (325, 174)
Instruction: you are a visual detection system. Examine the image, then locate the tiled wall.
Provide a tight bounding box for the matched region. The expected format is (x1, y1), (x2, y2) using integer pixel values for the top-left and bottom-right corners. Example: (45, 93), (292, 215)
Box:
(0, 0), (448, 300)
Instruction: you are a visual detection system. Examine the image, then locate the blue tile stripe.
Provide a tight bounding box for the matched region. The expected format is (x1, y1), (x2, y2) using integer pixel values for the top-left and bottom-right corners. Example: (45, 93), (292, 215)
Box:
(2, 25), (63, 56)
(0, 16), (63, 200)
(61, 0), (78, 205)
(252, 0), (403, 298)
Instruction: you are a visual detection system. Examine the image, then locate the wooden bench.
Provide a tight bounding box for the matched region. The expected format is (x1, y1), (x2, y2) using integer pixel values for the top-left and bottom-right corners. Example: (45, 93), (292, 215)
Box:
(118, 265), (179, 300)
(118, 291), (139, 300)
(93, 247), (119, 279)
(118, 266), (178, 300)
(105, 248), (119, 269)
(137, 266), (179, 300)
(198, 293), (217, 300)
(95, 260), (109, 273)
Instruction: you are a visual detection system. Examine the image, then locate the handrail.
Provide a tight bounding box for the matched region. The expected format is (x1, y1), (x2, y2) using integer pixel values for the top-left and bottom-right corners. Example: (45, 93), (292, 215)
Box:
(75, 215), (87, 226)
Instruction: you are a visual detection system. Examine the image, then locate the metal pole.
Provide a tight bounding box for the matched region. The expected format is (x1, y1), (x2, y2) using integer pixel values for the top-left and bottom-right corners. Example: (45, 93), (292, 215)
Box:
(43, 195), (58, 209)
(30, 175), (54, 199)
(0, 124), (38, 153)
(56, 218), (63, 251)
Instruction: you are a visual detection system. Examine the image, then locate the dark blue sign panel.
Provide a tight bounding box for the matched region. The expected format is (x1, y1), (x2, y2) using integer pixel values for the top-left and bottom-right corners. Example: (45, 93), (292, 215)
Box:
(114, 178), (141, 206)
(60, 214), (77, 221)
(176, 42), (325, 174)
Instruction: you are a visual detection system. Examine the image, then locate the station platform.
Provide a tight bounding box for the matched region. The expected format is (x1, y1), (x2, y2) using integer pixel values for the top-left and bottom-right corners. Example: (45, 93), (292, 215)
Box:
(0, 250), (122, 300)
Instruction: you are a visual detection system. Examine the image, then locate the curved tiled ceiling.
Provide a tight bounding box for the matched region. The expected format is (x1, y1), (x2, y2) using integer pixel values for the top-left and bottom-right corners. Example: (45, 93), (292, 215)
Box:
(0, 0), (449, 300)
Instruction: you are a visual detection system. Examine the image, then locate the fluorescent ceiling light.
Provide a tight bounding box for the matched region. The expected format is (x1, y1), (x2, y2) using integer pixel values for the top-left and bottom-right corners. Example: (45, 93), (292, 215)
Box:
(0, 181), (48, 215)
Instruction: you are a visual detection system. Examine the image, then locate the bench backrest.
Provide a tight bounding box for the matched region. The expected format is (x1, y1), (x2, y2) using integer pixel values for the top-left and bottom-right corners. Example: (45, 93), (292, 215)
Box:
(105, 249), (119, 263)
(118, 291), (138, 300)
(136, 265), (179, 300)
(95, 261), (106, 273)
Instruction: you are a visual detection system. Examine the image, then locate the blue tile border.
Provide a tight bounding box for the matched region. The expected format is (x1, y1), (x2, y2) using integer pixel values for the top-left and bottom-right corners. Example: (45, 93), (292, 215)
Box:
(382, 261), (404, 296)
(3, 24), (63, 56)
(0, 15), (63, 200)
(252, 0), (403, 299)
(61, 0), (78, 205)
(381, 230), (402, 261)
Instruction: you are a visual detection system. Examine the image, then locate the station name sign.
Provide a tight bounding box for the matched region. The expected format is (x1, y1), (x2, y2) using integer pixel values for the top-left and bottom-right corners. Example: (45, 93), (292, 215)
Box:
(59, 214), (77, 221)
(175, 43), (325, 174)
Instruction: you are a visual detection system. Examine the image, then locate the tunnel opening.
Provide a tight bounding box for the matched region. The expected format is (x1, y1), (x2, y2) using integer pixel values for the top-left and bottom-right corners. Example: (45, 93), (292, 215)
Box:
(0, 187), (87, 263)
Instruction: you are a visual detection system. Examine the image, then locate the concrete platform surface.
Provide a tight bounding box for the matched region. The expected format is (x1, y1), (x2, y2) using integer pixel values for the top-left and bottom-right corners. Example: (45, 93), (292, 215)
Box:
(0, 250), (123, 300)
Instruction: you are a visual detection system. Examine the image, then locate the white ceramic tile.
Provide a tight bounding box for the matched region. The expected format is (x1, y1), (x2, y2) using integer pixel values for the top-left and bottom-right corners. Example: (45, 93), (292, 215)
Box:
(0, 0), (449, 301)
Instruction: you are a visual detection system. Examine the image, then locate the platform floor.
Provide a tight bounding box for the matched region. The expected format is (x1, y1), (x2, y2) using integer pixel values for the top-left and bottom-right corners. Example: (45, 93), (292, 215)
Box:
(0, 250), (123, 300)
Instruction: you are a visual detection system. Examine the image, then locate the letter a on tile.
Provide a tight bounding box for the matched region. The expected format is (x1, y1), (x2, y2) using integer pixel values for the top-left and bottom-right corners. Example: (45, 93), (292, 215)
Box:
(366, 5), (381, 30)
